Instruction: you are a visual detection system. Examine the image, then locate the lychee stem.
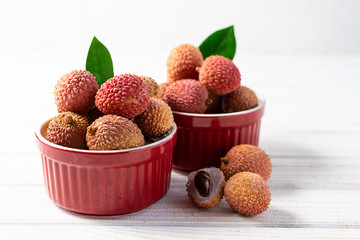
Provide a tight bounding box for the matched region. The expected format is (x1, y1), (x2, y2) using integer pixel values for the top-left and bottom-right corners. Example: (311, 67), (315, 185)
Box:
(87, 126), (97, 135)
(220, 157), (228, 164)
(65, 116), (73, 124)
(205, 98), (213, 106)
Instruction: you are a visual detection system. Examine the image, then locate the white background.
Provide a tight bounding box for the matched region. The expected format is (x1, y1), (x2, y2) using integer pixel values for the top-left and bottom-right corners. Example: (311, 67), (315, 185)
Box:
(2, 0), (360, 56)
(1, 1), (360, 239)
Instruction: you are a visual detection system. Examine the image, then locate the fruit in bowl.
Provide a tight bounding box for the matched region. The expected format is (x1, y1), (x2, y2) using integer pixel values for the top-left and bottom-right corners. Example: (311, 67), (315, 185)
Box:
(35, 37), (177, 215)
(161, 36), (264, 171)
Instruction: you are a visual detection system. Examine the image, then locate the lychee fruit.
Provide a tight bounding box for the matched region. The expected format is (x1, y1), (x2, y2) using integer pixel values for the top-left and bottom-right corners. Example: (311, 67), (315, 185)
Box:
(95, 74), (150, 118)
(224, 172), (271, 216)
(54, 70), (98, 114)
(159, 82), (171, 99)
(86, 115), (145, 150)
(46, 112), (89, 149)
(186, 167), (225, 208)
(220, 144), (272, 181)
(167, 44), (203, 82)
(199, 55), (241, 95)
(222, 86), (258, 113)
(139, 75), (161, 98)
(205, 91), (222, 113)
(163, 79), (208, 113)
(134, 98), (174, 139)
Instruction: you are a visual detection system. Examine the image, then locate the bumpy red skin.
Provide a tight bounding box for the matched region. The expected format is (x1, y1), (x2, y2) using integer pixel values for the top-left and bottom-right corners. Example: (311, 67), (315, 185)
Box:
(95, 74), (150, 118)
(224, 172), (271, 216)
(54, 70), (98, 114)
(86, 115), (145, 150)
(159, 82), (171, 100)
(167, 44), (203, 82)
(222, 86), (258, 113)
(199, 55), (241, 95)
(163, 79), (208, 113)
(221, 144), (272, 181)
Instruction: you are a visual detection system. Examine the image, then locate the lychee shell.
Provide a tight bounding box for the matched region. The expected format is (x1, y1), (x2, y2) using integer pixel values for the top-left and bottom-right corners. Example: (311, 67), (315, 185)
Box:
(187, 168), (225, 208)
(46, 112), (89, 149)
(199, 55), (241, 95)
(222, 86), (258, 113)
(167, 44), (203, 82)
(54, 70), (98, 114)
(221, 144), (272, 181)
(139, 75), (161, 98)
(86, 115), (145, 150)
(95, 74), (150, 118)
(224, 172), (271, 216)
(163, 79), (208, 113)
(134, 98), (174, 139)
(159, 82), (171, 100)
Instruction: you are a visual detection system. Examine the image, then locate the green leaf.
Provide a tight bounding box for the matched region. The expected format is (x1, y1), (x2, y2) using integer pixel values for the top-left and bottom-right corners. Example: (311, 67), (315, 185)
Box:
(86, 36), (114, 87)
(199, 26), (236, 60)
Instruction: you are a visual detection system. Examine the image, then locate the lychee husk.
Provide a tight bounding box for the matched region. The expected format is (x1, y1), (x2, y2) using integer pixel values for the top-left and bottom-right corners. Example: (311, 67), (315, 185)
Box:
(163, 79), (208, 113)
(139, 75), (161, 98)
(224, 172), (271, 216)
(222, 86), (258, 113)
(86, 115), (145, 150)
(167, 44), (203, 82)
(186, 168), (225, 208)
(220, 144), (272, 180)
(46, 112), (89, 149)
(159, 82), (171, 100)
(134, 98), (174, 139)
(199, 55), (241, 95)
(220, 144), (272, 181)
(54, 70), (98, 114)
(95, 74), (150, 118)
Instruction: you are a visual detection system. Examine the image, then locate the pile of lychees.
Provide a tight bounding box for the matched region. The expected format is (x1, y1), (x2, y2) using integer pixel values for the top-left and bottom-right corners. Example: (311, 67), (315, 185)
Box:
(161, 44), (258, 114)
(187, 144), (272, 216)
(46, 71), (174, 150)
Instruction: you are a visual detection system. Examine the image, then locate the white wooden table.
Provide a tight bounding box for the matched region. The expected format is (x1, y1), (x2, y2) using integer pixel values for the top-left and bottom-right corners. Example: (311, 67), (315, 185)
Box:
(1, 53), (359, 239)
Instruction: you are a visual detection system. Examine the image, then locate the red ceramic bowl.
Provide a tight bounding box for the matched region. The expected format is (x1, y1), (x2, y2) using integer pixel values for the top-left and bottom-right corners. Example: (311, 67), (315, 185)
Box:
(172, 94), (265, 171)
(35, 120), (177, 215)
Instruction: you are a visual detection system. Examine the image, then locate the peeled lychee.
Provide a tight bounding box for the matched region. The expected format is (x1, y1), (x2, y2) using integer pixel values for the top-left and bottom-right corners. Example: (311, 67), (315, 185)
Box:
(95, 74), (150, 118)
(139, 75), (161, 98)
(220, 144), (272, 181)
(199, 55), (241, 95)
(205, 91), (222, 113)
(163, 79), (208, 113)
(222, 86), (258, 113)
(54, 70), (98, 114)
(187, 167), (225, 208)
(134, 98), (174, 139)
(167, 44), (203, 82)
(46, 112), (89, 149)
(224, 172), (271, 216)
(86, 115), (145, 150)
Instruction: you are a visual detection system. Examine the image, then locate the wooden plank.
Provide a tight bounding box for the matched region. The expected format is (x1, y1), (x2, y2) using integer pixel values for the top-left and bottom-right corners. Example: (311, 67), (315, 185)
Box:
(1, 226), (360, 240)
(0, 173), (359, 228)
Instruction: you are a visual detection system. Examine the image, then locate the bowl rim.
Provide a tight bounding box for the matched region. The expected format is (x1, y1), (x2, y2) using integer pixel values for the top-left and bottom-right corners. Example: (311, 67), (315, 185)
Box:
(36, 121), (177, 154)
(172, 92), (265, 117)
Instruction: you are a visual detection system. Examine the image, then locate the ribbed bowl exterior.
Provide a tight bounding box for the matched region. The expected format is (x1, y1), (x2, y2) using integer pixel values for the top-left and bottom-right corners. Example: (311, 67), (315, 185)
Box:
(35, 122), (177, 215)
(172, 96), (265, 171)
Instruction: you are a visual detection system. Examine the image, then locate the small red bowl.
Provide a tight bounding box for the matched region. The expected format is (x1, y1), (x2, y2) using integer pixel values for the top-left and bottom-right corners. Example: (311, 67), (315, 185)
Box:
(35, 120), (177, 215)
(172, 94), (265, 171)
